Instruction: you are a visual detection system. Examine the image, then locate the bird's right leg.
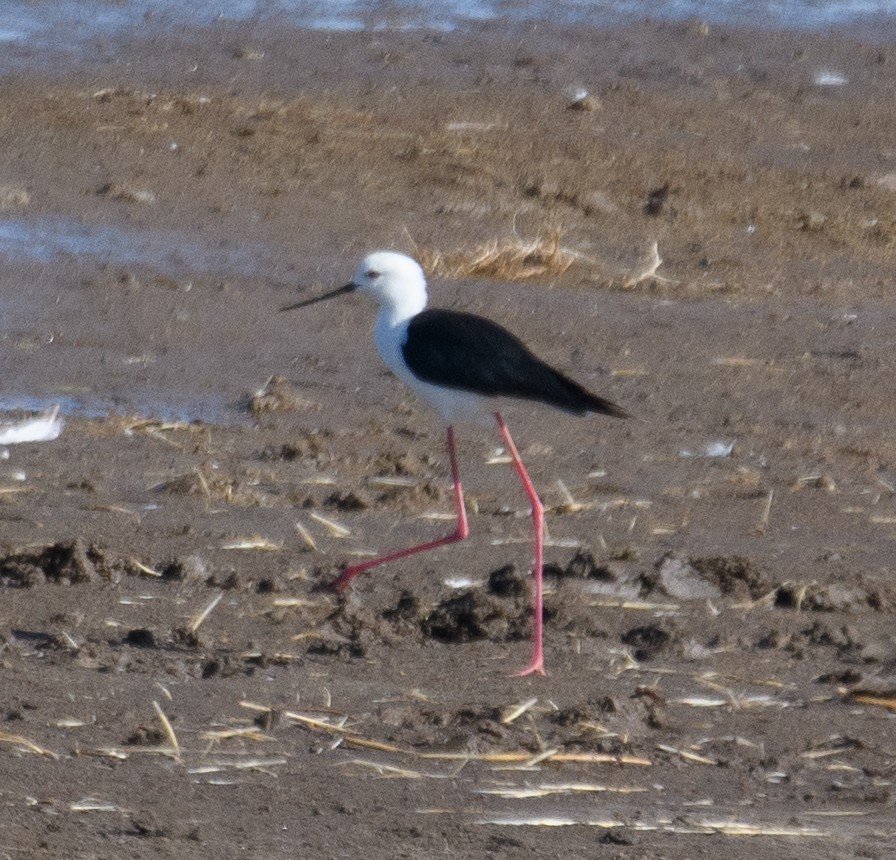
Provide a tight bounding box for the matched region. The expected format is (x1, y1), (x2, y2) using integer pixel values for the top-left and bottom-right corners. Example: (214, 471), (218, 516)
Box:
(494, 411), (546, 676)
(330, 425), (469, 591)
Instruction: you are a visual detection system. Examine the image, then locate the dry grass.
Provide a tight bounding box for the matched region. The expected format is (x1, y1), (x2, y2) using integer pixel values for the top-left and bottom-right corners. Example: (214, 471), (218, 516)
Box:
(0, 729), (57, 758)
(621, 240), (671, 289)
(415, 235), (676, 291)
(248, 375), (318, 417)
(416, 231), (586, 281)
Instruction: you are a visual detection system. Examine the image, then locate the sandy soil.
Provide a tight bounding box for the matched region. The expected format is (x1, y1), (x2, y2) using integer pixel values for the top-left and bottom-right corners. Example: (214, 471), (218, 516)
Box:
(1, 18), (895, 859)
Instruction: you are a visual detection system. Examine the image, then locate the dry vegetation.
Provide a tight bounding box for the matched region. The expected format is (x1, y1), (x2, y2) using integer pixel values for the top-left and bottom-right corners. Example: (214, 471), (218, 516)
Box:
(416, 231), (585, 281)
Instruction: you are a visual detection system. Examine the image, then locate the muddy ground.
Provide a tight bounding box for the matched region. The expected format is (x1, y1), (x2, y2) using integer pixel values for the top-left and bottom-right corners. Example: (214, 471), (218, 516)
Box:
(1, 17), (895, 859)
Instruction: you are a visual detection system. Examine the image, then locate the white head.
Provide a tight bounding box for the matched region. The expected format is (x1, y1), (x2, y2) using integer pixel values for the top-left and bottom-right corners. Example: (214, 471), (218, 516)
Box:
(350, 251), (429, 321)
(281, 251), (429, 323)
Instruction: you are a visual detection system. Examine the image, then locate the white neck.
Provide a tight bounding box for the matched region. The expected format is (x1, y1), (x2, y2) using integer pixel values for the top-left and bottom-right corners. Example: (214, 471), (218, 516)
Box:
(376, 289), (427, 330)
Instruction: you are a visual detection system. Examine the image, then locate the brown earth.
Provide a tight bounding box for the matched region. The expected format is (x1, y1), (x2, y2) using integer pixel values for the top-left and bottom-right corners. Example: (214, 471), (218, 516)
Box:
(1, 18), (895, 859)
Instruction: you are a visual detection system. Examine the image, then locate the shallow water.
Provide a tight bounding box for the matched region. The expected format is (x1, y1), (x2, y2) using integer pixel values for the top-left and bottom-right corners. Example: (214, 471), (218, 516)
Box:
(0, 216), (286, 424)
(0, 217), (277, 278)
(3, 0), (892, 45)
(0, 392), (240, 426)
(0, 216), (278, 423)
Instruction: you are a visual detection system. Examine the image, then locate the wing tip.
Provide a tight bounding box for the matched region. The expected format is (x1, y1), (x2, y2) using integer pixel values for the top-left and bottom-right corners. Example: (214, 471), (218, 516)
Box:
(586, 395), (631, 420)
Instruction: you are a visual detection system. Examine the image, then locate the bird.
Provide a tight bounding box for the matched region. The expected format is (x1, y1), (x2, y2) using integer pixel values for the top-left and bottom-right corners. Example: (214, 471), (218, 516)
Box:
(281, 251), (628, 675)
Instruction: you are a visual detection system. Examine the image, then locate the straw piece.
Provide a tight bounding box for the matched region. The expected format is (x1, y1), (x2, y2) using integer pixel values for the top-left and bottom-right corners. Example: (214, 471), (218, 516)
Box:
(656, 744), (717, 765)
(0, 729), (57, 758)
(343, 737), (409, 754)
(587, 599), (679, 612)
(338, 759), (428, 779)
(153, 701), (181, 760)
(221, 535), (282, 550)
(554, 479), (586, 513)
(754, 489), (774, 536)
(477, 815), (826, 836)
(491, 536), (581, 549)
(486, 454), (513, 465)
(678, 819), (826, 837)
(89, 747), (130, 760)
(673, 692), (790, 711)
(240, 701), (274, 713)
(368, 476), (420, 487)
(199, 727), (275, 743)
(141, 425), (185, 449)
(478, 815), (623, 827)
(284, 711), (352, 734)
(126, 418), (199, 433)
(133, 560), (162, 577)
(711, 356), (769, 367)
(500, 698), (539, 725)
(309, 512), (351, 537)
(622, 241), (670, 288)
(69, 799), (124, 813)
(194, 757), (288, 772)
(517, 748), (561, 769)
(188, 592), (223, 633)
(477, 782), (648, 798)
(294, 520), (318, 551)
(421, 750), (652, 766)
(804, 810), (869, 817)
(843, 690), (896, 710)
(800, 748), (854, 760)
(672, 697), (729, 708)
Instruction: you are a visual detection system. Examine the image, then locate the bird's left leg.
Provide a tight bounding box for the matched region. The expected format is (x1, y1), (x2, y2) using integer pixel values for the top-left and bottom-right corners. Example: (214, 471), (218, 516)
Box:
(330, 425), (469, 590)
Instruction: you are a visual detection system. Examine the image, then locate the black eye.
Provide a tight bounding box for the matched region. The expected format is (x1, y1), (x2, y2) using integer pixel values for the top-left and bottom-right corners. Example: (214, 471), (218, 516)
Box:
(366, 270), (379, 279)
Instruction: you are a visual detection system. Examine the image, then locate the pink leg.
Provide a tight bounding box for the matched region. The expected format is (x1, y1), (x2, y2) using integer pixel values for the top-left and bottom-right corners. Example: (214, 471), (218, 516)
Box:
(331, 425), (469, 591)
(494, 412), (545, 676)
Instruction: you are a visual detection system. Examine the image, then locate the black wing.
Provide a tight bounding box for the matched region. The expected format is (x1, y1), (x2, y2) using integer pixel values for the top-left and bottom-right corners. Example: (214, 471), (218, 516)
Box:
(402, 309), (628, 418)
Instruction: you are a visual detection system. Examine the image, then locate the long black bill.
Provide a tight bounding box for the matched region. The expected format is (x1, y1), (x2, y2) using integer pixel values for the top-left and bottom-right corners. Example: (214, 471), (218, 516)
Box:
(280, 282), (356, 312)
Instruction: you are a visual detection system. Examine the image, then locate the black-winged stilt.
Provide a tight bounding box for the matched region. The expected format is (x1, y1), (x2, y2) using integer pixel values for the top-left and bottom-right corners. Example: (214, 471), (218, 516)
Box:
(282, 251), (628, 675)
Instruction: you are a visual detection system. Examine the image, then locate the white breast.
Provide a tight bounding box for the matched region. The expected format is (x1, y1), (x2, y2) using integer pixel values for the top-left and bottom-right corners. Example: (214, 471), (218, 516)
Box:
(374, 314), (489, 425)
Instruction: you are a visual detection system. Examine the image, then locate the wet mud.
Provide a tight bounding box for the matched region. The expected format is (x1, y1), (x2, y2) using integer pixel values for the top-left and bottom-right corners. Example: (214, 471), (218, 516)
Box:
(1, 17), (895, 860)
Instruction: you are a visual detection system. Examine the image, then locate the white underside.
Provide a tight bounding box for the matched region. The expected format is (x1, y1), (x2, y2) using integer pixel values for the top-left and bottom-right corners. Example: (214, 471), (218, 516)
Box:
(375, 313), (494, 426)
(402, 370), (495, 426)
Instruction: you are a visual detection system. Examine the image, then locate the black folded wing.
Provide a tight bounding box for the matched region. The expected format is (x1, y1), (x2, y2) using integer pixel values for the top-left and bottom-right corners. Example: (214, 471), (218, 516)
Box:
(402, 309), (628, 418)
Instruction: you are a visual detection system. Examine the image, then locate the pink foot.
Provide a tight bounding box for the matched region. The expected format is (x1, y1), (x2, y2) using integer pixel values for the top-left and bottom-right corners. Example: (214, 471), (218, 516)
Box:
(511, 656), (546, 677)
